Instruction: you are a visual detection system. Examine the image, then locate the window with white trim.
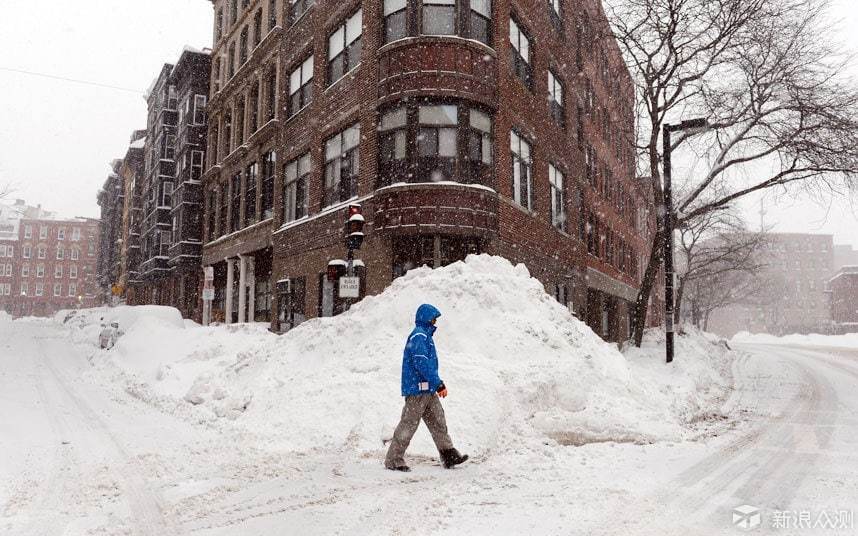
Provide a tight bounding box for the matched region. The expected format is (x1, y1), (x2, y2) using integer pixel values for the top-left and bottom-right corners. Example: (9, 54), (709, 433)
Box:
(55, 265), (63, 278)
(327, 9), (362, 85)
(24, 225), (32, 239)
(323, 123), (360, 207)
(68, 283), (77, 297)
(284, 153), (311, 222)
(21, 264), (29, 278)
(56, 246), (64, 260)
(549, 163), (566, 231)
(72, 227), (81, 241)
(39, 226), (48, 239)
(509, 18), (532, 89)
(38, 246), (46, 259)
(70, 265), (78, 279)
(23, 245), (31, 258)
(37, 264), (45, 278)
(53, 283), (62, 297)
(194, 95), (207, 125)
(289, 55), (314, 116)
(548, 70), (564, 126)
(20, 282), (28, 296)
(510, 130), (533, 210)
(162, 182), (174, 208)
(35, 282), (44, 296)
(71, 248), (79, 261)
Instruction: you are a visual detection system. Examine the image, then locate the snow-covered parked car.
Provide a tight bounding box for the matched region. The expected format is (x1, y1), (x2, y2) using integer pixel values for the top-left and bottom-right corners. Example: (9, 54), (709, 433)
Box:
(98, 321), (123, 349)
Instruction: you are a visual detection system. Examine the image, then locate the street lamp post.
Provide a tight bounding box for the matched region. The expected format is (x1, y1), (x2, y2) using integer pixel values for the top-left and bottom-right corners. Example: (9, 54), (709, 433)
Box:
(662, 117), (708, 364)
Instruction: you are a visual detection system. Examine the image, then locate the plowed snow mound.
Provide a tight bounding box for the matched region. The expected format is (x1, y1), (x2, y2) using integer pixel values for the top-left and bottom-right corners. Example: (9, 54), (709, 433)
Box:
(222, 255), (683, 456)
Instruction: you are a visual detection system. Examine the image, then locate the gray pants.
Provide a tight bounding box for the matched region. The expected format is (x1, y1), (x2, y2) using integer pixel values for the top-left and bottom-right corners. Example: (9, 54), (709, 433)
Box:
(385, 393), (453, 468)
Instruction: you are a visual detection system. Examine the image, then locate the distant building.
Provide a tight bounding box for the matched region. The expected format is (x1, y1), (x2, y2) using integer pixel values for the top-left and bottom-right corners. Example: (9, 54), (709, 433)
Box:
(0, 200), (100, 317)
(828, 266), (858, 333)
(833, 244), (858, 273)
(706, 233), (834, 337)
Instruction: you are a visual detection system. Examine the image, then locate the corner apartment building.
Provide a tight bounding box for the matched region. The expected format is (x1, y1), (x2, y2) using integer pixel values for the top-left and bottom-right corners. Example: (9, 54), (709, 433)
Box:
(133, 49), (211, 320)
(96, 160), (126, 300)
(707, 233), (834, 337)
(0, 200), (100, 317)
(201, 0), (651, 342)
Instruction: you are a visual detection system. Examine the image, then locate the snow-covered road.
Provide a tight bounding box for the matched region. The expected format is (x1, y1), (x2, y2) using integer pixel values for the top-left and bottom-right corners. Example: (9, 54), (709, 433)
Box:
(2, 319), (857, 535)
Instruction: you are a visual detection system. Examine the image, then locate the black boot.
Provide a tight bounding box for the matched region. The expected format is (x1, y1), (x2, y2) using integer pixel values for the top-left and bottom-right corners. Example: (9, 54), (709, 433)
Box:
(386, 464), (411, 472)
(439, 448), (469, 469)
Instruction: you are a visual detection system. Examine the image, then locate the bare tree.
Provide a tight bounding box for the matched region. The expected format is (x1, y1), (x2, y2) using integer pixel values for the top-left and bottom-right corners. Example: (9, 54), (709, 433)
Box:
(674, 209), (768, 328)
(605, 0), (858, 346)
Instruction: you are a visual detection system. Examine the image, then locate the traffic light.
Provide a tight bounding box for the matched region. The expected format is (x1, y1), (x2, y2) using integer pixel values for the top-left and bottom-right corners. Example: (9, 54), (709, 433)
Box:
(346, 203), (365, 250)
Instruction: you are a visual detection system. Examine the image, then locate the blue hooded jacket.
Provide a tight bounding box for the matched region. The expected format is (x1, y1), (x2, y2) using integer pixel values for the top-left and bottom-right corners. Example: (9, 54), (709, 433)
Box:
(400, 304), (444, 396)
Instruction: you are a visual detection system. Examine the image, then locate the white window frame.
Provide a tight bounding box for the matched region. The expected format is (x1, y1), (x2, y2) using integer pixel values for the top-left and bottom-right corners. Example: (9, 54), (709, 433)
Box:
(23, 245), (31, 259)
(35, 282), (44, 296)
(72, 227), (81, 241)
(39, 226), (48, 239)
(20, 282), (28, 296)
(21, 264), (29, 278)
(55, 265), (63, 278)
(68, 283), (77, 297)
(57, 228), (66, 240)
(71, 248), (80, 261)
(549, 163), (566, 231)
(510, 130), (533, 210)
(37, 264), (45, 278)
(289, 55), (314, 116)
(53, 283), (62, 297)
(38, 246), (46, 259)
(327, 9), (362, 85)
(56, 247), (64, 260)
(194, 95), (208, 125)
(162, 181), (174, 208)
(24, 225), (32, 239)
(70, 265), (78, 279)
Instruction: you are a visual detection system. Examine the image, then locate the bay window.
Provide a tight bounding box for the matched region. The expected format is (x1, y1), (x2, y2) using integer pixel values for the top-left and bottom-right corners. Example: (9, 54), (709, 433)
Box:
(289, 55), (314, 116)
(384, 0), (407, 42)
(324, 123), (360, 207)
(382, 0), (492, 46)
(284, 153), (311, 222)
(328, 9), (362, 85)
(378, 100), (494, 187)
(510, 130), (532, 210)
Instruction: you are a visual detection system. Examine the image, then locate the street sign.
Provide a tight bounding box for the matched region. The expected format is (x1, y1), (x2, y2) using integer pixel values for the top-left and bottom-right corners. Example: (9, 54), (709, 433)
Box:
(204, 266), (214, 281)
(202, 288), (215, 301)
(339, 276), (360, 298)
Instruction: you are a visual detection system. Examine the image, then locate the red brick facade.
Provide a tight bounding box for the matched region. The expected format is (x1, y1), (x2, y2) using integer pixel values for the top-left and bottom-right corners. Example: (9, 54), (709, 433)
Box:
(829, 267), (858, 333)
(0, 217), (100, 318)
(200, 0), (655, 341)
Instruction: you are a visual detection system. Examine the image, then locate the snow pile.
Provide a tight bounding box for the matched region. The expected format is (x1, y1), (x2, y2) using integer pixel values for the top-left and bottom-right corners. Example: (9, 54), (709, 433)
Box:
(733, 331), (858, 349)
(55, 305), (184, 347)
(624, 326), (735, 430)
(0, 310), (11, 324)
(63, 255), (736, 461)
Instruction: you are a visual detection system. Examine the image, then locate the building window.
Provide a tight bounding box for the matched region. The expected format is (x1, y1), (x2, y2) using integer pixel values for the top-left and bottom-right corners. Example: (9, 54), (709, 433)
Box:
(24, 225), (32, 239)
(58, 228), (66, 240)
(284, 153), (311, 222)
(23, 245), (31, 259)
(40, 226), (48, 239)
(269, 0), (278, 29)
(38, 246), (46, 259)
(55, 265), (63, 278)
(194, 95), (207, 125)
(378, 101), (493, 187)
(249, 82), (260, 134)
(216, 8), (224, 41)
(328, 9), (362, 85)
(418, 104), (458, 181)
(162, 182), (174, 208)
(548, 70), (564, 126)
(70, 265), (78, 279)
(56, 247), (64, 260)
(253, 9), (263, 46)
(71, 248), (79, 261)
(549, 163), (566, 231)
(220, 182), (230, 236)
(190, 151), (204, 181)
(69, 283), (77, 297)
(548, 0), (561, 25)
(21, 282), (28, 296)
(290, 0), (314, 24)
(265, 66), (277, 121)
(164, 133), (176, 160)
(231, 173), (242, 231)
(160, 230), (171, 257)
(37, 264), (45, 278)
(509, 17), (532, 89)
(35, 282), (43, 296)
(289, 55), (314, 116)
(261, 150), (276, 219)
(228, 42), (236, 78)
(240, 26), (249, 64)
(423, 0), (456, 35)
(245, 162), (258, 227)
(384, 0), (407, 42)
(235, 98), (246, 146)
(323, 123), (360, 207)
(510, 130), (532, 210)
(470, 0), (491, 45)
(21, 264), (29, 278)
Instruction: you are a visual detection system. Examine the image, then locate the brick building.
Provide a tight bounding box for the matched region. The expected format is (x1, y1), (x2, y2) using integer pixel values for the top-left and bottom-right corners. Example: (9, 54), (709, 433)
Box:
(828, 266), (858, 334)
(96, 159), (126, 301)
(0, 200), (100, 318)
(132, 48), (211, 319)
(706, 233), (834, 337)
(200, 0), (653, 342)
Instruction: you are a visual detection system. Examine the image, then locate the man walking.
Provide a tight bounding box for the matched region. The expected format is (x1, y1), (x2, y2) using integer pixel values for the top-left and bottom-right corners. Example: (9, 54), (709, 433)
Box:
(385, 304), (468, 472)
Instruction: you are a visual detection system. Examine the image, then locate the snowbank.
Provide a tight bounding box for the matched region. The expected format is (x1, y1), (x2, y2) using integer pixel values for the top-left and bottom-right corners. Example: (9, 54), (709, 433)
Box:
(0, 310), (11, 324)
(733, 331), (858, 349)
(62, 255), (737, 461)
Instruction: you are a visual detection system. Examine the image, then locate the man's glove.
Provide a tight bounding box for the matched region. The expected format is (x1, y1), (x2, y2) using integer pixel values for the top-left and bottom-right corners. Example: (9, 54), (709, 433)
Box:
(436, 383), (448, 398)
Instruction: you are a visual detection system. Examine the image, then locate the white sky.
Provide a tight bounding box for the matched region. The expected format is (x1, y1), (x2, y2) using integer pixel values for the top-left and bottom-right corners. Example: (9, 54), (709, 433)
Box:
(0, 0), (855, 248)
